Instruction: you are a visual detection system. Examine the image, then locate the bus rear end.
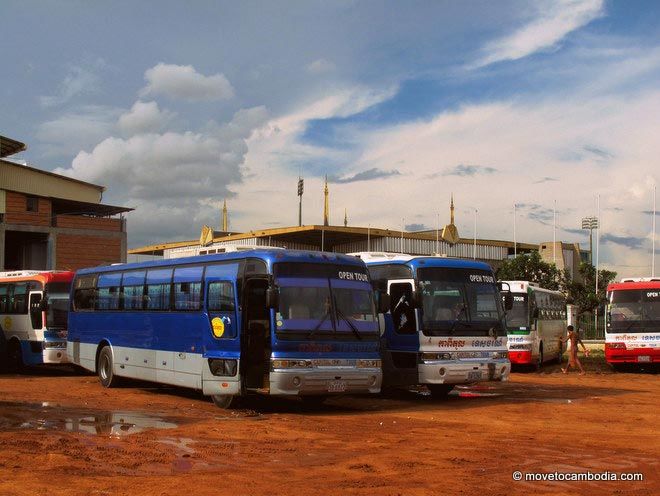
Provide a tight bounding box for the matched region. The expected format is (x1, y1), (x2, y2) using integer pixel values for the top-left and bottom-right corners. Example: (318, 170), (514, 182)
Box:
(606, 279), (660, 366)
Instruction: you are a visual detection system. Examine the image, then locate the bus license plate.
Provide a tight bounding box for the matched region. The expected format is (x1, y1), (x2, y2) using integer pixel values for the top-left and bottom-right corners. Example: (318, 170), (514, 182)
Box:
(638, 356), (651, 362)
(467, 371), (482, 381)
(327, 380), (347, 393)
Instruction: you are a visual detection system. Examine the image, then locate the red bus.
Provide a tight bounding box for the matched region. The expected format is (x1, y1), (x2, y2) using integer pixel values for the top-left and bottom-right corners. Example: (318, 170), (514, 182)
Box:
(605, 278), (660, 367)
(0, 270), (74, 370)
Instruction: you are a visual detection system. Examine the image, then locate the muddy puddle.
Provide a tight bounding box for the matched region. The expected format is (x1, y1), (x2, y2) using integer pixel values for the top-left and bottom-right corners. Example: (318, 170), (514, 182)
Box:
(0, 401), (182, 436)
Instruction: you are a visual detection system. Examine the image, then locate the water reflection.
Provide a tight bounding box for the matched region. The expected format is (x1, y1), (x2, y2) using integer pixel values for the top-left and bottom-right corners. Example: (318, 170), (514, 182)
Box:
(0, 401), (179, 436)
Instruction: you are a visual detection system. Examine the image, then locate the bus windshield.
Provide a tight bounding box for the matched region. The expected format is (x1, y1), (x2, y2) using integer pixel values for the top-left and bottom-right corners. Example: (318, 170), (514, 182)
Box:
(45, 282), (70, 329)
(506, 293), (529, 328)
(273, 263), (378, 340)
(418, 267), (505, 336)
(608, 289), (660, 332)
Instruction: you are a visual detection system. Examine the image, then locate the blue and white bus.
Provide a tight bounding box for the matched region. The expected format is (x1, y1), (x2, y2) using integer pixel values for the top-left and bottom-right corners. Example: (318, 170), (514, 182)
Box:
(67, 249), (382, 407)
(354, 253), (511, 397)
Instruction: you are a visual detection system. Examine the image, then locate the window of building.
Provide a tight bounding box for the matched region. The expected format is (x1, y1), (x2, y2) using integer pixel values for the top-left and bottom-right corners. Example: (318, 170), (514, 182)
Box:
(26, 197), (39, 212)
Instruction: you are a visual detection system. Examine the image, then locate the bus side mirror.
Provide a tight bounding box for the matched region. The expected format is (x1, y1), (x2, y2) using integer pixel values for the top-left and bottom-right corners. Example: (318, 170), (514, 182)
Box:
(266, 287), (279, 309)
(377, 291), (391, 314)
(503, 292), (513, 311)
(532, 307), (539, 319)
(39, 298), (49, 311)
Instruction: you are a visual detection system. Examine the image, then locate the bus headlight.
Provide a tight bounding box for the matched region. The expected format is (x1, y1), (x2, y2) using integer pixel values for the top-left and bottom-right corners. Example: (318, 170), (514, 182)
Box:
(43, 341), (67, 349)
(208, 359), (238, 377)
(421, 352), (453, 362)
(356, 359), (381, 368)
(271, 359), (313, 369)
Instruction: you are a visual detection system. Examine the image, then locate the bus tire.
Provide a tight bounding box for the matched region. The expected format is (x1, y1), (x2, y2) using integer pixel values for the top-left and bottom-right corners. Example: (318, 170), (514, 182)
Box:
(428, 384), (454, 398)
(7, 339), (24, 373)
(211, 394), (238, 409)
(97, 346), (121, 388)
(535, 345), (544, 371)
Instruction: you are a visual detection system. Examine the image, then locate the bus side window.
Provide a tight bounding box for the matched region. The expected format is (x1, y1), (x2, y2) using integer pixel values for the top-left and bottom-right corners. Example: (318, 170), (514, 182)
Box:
(0, 284), (8, 313)
(73, 275), (97, 311)
(96, 272), (122, 311)
(173, 266), (204, 311)
(12, 283), (28, 314)
(121, 270), (146, 311)
(208, 282), (235, 312)
(145, 268), (173, 311)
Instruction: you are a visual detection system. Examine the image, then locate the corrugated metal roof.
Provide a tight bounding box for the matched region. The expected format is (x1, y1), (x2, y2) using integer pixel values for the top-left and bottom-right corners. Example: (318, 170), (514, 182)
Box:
(0, 135), (27, 158)
(1, 159), (105, 203)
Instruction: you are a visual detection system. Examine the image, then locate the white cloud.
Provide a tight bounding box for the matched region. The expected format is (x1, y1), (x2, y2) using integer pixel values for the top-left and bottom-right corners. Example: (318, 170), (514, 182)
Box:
(473, 0), (605, 68)
(39, 61), (105, 107)
(54, 106), (268, 247)
(118, 101), (175, 137)
(35, 105), (121, 157)
(306, 58), (336, 74)
(140, 63), (235, 101)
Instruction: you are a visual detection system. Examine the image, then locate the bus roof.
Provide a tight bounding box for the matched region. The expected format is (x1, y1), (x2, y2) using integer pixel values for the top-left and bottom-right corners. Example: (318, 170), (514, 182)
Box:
(75, 249), (367, 276)
(353, 252), (493, 272)
(0, 270), (74, 284)
(608, 279), (660, 291)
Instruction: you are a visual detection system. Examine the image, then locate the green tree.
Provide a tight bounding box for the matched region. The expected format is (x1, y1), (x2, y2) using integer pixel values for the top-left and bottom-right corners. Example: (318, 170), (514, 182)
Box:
(561, 262), (617, 314)
(495, 251), (561, 290)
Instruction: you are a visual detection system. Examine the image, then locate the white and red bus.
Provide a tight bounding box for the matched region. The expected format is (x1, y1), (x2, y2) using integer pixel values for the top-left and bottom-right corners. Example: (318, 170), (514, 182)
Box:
(0, 271), (74, 370)
(606, 278), (660, 367)
(500, 281), (566, 369)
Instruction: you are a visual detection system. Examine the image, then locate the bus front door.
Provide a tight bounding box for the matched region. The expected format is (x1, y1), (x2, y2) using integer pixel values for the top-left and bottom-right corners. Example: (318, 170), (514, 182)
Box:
(384, 280), (420, 386)
(202, 279), (241, 398)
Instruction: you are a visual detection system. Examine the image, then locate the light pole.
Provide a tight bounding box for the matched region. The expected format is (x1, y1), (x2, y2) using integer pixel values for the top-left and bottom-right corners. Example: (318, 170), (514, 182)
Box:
(297, 177), (304, 226)
(581, 216), (599, 265)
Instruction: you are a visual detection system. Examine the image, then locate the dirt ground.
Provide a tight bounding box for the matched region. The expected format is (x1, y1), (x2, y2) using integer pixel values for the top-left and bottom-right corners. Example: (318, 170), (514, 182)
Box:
(0, 357), (657, 496)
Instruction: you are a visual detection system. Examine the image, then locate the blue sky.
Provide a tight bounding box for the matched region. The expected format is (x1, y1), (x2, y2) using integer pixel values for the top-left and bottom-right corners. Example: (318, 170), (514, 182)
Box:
(2, 0), (659, 277)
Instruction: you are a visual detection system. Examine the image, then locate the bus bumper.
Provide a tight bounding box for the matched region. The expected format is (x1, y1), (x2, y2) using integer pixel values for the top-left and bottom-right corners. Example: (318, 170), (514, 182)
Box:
(418, 359), (510, 385)
(605, 347), (660, 364)
(42, 341), (69, 364)
(269, 367), (382, 395)
(508, 350), (533, 364)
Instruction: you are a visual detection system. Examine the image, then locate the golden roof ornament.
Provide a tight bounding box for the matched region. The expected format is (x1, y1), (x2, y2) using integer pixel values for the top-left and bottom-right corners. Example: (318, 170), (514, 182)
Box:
(441, 193), (460, 245)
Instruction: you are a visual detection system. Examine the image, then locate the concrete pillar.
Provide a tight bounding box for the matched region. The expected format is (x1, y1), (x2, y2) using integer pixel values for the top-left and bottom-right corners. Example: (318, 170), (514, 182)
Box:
(0, 226), (5, 270)
(47, 231), (56, 269)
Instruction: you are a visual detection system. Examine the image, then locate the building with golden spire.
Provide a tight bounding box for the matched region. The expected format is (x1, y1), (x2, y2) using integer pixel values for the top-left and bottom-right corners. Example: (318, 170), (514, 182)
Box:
(222, 199), (228, 232)
(441, 193), (460, 245)
(323, 176), (330, 226)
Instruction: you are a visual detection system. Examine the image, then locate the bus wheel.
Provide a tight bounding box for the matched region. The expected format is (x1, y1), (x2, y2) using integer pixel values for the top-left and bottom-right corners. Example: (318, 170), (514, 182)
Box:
(97, 346), (121, 388)
(211, 394), (238, 409)
(428, 384), (453, 398)
(7, 340), (24, 373)
(535, 346), (544, 371)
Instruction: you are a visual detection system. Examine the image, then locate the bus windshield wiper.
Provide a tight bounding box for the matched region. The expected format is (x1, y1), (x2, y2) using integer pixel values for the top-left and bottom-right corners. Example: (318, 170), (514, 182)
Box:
(450, 306), (471, 334)
(307, 309), (332, 339)
(333, 298), (362, 341)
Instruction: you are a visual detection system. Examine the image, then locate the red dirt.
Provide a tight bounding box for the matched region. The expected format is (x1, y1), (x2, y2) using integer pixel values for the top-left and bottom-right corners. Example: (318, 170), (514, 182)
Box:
(0, 367), (657, 496)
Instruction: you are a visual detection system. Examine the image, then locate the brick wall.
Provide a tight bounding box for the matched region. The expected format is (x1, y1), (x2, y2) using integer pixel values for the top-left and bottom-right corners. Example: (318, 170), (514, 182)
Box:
(4, 191), (51, 226)
(56, 234), (122, 271)
(55, 215), (122, 232)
